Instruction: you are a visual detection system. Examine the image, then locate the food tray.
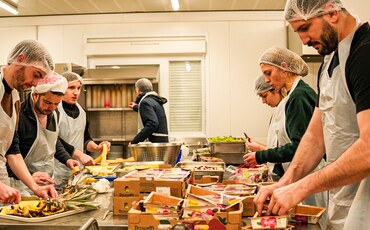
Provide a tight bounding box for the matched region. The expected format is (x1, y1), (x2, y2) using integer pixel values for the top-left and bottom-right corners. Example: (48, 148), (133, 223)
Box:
(175, 162), (225, 182)
(289, 204), (326, 224)
(0, 208), (92, 223)
(208, 141), (245, 154)
(113, 161), (165, 177)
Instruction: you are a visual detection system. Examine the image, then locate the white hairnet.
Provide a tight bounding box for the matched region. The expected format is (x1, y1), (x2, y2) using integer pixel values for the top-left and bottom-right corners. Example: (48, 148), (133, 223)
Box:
(7, 39), (54, 77)
(284, 0), (344, 21)
(62, 72), (83, 85)
(33, 72), (68, 94)
(255, 75), (273, 95)
(259, 46), (309, 77)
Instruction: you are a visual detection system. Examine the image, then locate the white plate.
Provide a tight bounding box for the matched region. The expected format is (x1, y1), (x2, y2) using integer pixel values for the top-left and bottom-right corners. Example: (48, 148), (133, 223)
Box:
(0, 208), (92, 222)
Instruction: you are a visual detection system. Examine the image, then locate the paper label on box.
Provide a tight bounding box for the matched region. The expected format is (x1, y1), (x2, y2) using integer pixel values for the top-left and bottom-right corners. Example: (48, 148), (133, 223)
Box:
(156, 187), (171, 196)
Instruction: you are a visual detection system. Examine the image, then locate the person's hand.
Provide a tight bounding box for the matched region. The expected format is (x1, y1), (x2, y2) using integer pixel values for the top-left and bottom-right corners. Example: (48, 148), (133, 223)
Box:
(128, 102), (136, 109)
(264, 182), (305, 216)
(73, 149), (95, 166)
(245, 138), (262, 152)
(32, 172), (56, 185)
(254, 181), (285, 215)
(97, 141), (111, 152)
(0, 182), (21, 204)
(66, 159), (80, 169)
(32, 184), (58, 199)
(243, 152), (257, 166)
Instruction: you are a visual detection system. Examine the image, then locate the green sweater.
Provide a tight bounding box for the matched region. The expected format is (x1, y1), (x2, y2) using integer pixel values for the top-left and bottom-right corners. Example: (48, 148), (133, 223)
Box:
(256, 80), (317, 164)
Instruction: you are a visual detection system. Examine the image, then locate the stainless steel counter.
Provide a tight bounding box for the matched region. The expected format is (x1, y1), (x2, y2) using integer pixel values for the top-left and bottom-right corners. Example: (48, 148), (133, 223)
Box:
(0, 191), (127, 230)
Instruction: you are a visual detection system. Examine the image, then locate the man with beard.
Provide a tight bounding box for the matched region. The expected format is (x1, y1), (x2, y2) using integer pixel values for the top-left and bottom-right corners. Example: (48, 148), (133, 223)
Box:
(0, 40), (58, 203)
(254, 0), (370, 229)
(7, 72), (79, 195)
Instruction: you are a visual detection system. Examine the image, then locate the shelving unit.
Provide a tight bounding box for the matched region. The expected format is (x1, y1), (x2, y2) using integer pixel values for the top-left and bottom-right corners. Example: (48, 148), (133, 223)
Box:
(80, 65), (159, 157)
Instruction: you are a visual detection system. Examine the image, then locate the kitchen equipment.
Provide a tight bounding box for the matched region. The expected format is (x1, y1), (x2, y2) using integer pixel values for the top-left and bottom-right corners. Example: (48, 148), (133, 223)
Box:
(207, 138), (246, 164)
(129, 143), (182, 166)
(173, 137), (208, 153)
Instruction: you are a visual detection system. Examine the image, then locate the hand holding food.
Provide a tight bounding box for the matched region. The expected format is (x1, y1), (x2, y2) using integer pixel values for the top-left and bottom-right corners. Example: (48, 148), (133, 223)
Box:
(32, 184), (58, 199)
(243, 152), (257, 166)
(0, 182), (21, 204)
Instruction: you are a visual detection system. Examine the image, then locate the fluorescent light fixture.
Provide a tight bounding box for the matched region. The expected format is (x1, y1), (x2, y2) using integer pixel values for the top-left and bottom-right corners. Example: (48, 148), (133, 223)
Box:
(0, 0), (18, 15)
(171, 0), (179, 11)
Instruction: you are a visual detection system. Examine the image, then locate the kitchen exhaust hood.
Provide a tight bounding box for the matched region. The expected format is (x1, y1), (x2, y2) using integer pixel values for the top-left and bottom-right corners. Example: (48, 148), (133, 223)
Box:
(82, 65), (159, 84)
(287, 26), (324, 62)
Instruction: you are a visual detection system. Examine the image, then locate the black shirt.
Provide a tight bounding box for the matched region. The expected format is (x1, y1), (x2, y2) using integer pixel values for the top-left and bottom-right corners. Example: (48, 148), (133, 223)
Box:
(317, 22), (370, 113)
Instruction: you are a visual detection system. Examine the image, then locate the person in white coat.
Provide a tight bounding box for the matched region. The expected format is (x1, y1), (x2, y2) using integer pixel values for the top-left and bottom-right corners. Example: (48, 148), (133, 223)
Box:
(54, 72), (110, 184)
(1, 40), (58, 203)
(7, 72), (80, 195)
(254, 1), (370, 229)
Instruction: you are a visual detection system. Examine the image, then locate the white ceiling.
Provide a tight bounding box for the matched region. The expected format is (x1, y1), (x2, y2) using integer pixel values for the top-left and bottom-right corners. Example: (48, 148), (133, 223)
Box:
(0, 0), (287, 17)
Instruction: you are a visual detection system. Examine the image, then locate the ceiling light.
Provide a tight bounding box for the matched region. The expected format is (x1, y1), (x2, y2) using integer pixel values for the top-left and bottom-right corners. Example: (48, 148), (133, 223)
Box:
(171, 0), (179, 11)
(0, 0), (18, 15)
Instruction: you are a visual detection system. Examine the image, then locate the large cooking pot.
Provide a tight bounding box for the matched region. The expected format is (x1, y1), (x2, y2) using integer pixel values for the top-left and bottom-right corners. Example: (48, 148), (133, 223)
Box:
(128, 143), (182, 166)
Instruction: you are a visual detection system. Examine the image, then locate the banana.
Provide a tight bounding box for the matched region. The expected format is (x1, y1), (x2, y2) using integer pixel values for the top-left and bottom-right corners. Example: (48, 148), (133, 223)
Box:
(94, 143), (108, 164)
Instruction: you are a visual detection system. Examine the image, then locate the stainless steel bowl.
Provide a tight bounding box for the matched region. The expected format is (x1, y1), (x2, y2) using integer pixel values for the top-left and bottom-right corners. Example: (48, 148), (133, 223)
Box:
(128, 143), (182, 166)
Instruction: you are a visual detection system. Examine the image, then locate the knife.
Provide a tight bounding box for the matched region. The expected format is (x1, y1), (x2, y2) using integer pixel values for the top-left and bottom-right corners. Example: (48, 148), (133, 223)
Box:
(243, 132), (251, 142)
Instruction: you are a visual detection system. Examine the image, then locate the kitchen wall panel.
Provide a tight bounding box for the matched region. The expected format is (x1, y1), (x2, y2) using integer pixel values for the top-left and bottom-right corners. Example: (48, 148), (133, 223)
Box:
(0, 26), (36, 65)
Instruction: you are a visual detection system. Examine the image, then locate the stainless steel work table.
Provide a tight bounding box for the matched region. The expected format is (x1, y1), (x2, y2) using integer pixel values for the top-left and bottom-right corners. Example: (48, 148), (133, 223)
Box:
(0, 191), (128, 230)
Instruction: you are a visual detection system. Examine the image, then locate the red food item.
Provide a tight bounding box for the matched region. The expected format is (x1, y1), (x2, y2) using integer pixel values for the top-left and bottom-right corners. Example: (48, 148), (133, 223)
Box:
(208, 219), (226, 230)
(260, 217), (277, 228)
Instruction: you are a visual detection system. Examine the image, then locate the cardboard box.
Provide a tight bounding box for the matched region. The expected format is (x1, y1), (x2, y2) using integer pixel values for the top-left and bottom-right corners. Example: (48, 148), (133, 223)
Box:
(113, 194), (145, 216)
(143, 192), (183, 215)
(114, 176), (186, 198)
(289, 204), (326, 224)
(128, 201), (243, 230)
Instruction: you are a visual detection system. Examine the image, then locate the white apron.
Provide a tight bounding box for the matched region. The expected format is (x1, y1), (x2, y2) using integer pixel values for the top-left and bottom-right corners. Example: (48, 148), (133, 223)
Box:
(0, 70), (19, 185)
(11, 97), (59, 195)
(266, 77), (302, 175)
(137, 92), (168, 138)
(53, 102), (86, 184)
(319, 17), (368, 230)
(267, 77), (327, 228)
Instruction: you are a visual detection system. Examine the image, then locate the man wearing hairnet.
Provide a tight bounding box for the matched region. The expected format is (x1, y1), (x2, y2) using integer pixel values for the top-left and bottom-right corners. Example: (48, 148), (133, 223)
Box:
(54, 72), (111, 184)
(128, 78), (168, 144)
(0, 40), (57, 203)
(7, 72), (80, 195)
(254, 1), (370, 229)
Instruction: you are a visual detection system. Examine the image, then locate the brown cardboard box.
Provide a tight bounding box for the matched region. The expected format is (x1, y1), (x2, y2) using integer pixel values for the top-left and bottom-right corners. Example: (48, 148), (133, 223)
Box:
(189, 183), (257, 217)
(114, 176), (186, 198)
(113, 194), (145, 216)
(128, 201), (243, 230)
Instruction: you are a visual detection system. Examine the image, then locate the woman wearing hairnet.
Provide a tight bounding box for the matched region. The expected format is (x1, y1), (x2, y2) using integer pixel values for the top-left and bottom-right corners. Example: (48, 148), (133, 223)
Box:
(245, 75), (284, 180)
(243, 47), (327, 226)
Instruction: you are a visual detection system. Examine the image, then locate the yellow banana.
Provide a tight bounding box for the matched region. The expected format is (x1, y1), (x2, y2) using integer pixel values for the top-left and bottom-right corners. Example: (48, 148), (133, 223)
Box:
(94, 143), (108, 164)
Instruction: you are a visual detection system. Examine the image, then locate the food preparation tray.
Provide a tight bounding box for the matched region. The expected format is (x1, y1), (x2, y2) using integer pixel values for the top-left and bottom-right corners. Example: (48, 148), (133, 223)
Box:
(113, 161), (165, 177)
(208, 141), (246, 154)
(175, 162), (225, 182)
(0, 208), (93, 223)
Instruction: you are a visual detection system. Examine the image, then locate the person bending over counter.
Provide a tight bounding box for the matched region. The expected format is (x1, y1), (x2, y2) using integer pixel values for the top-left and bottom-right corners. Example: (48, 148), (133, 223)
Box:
(1, 40), (58, 202)
(7, 72), (79, 195)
